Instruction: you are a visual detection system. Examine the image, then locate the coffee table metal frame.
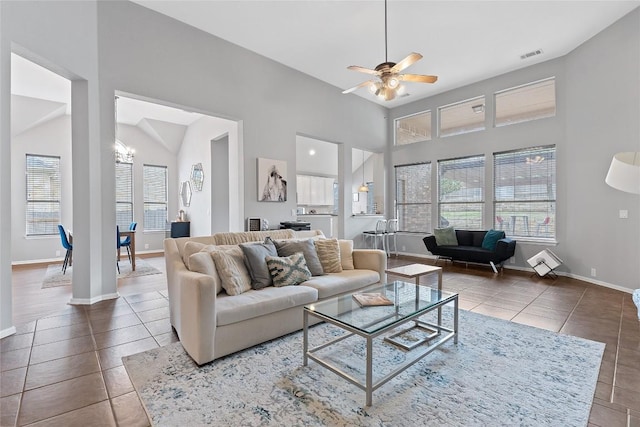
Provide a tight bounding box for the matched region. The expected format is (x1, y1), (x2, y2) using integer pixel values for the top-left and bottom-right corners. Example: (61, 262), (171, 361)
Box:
(303, 282), (458, 406)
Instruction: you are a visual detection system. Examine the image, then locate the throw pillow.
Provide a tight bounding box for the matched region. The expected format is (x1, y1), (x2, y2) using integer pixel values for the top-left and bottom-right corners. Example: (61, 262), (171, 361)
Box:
(240, 240), (278, 289)
(273, 239), (324, 276)
(265, 253), (312, 287)
(338, 239), (355, 270)
(210, 249), (252, 296)
(188, 252), (223, 295)
(433, 226), (458, 246)
(314, 238), (342, 273)
(481, 229), (505, 251)
(182, 241), (207, 268)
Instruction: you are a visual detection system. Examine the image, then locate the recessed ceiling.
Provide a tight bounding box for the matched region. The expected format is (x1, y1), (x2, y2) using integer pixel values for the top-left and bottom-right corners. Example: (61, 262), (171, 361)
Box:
(133, 0), (639, 107)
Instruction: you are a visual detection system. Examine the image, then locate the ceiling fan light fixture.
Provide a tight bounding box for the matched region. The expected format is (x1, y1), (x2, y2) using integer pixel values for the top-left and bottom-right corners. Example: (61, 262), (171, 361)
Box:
(387, 76), (400, 89)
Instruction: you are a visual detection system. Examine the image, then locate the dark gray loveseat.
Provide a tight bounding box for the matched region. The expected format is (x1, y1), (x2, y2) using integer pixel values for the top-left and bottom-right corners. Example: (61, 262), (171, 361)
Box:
(423, 230), (516, 273)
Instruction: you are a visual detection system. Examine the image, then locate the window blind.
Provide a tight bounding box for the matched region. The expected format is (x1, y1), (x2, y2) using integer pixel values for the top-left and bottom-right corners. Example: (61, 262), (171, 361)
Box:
(143, 164), (168, 231)
(26, 154), (61, 236)
(395, 162), (431, 232)
(116, 161), (133, 229)
(438, 155), (485, 230)
(494, 146), (556, 238)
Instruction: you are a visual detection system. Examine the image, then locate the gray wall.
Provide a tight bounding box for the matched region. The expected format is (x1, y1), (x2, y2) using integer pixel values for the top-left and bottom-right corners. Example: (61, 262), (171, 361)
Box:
(388, 8), (640, 292)
(0, 0), (387, 334)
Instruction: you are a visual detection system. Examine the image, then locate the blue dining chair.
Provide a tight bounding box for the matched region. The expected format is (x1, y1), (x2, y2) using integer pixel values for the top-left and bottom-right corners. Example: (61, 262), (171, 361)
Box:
(58, 224), (73, 274)
(120, 222), (136, 263)
(116, 225), (121, 274)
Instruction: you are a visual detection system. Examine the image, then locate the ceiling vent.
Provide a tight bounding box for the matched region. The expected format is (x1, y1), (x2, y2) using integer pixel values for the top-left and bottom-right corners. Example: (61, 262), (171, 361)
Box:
(520, 49), (544, 60)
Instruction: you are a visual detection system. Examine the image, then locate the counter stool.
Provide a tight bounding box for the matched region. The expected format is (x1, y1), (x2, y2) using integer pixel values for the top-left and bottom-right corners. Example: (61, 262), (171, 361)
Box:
(385, 219), (398, 257)
(363, 219), (387, 252)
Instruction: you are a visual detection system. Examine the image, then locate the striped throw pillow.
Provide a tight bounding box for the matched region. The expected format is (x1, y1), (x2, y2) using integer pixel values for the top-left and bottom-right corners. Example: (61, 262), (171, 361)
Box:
(314, 238), (342, 273)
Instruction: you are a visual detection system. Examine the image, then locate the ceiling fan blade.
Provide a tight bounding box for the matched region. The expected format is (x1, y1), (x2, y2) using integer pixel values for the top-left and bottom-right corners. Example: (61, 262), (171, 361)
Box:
(399, 74), (438, 84)
(342, 80), (374, 94)
(390, 52), (423, 73)
(347, 65), (380, 75)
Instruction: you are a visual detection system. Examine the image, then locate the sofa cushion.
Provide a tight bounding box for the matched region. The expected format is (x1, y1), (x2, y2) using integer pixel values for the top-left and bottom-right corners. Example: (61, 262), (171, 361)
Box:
(240, 240), (278, 290)
(472, 231), (487, 247)
(273, 238), (324, 276)
(188, 252), (223, 295)
(314, 238), (343, 273)
(210, 248), (252, 296)
(338, 239), (355, 270)
(434, 227), (458, 246)
(455, 230), (473, 247)
(482, 229), (505, 251)
(301, 270), (380, 299)
(216, 286), (318, 326)
(266, 253), (312, 287)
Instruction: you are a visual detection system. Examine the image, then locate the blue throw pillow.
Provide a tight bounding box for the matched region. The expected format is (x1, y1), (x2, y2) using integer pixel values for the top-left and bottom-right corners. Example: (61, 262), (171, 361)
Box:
(481, 229), (504, 251)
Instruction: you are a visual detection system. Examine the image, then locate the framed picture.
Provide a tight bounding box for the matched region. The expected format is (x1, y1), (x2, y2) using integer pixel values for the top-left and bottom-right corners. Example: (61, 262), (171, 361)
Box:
(257, 157), (287, 202)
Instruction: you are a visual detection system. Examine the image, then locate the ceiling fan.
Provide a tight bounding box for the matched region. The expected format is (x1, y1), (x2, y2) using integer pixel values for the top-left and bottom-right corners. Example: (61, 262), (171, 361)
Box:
(342, 0), (438, 101)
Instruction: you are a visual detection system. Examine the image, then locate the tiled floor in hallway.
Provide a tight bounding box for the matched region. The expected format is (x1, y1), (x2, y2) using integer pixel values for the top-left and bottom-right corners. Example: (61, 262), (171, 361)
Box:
(1, 255), (639, 426)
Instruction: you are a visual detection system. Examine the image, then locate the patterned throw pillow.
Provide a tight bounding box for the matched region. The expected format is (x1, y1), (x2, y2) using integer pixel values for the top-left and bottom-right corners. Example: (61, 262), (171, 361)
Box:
(210, 248), (252, 296)
(265, 253), (311, 287)
(273, 238), (324, 276)
(314, 238), (342, 273)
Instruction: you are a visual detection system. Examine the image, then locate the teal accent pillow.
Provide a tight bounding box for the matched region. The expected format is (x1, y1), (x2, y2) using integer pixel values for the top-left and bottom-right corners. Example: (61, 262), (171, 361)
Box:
(481, 229), (504, 251)
(265, 252), (312, 287)
(434, 227), (458, 246)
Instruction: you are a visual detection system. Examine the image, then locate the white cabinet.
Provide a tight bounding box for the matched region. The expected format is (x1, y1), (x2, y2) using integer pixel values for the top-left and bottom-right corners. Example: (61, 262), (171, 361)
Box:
(297, 175), (335, 206)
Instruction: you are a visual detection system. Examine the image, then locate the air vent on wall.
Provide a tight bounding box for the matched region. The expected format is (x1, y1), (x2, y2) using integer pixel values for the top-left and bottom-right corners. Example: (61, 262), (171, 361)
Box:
(520, 49), (544, 60)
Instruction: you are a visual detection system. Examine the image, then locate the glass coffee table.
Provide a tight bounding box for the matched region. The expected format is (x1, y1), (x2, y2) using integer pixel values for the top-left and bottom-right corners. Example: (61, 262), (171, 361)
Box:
(303, 281), (458, 406)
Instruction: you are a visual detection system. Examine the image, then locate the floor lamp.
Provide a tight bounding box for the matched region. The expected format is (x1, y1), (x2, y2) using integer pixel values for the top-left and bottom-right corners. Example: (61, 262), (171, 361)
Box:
(605, 152), (640, 319)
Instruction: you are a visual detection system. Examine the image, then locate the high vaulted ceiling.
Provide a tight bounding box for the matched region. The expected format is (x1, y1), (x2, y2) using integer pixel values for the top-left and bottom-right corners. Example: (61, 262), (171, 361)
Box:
(134, 0), (639, 107)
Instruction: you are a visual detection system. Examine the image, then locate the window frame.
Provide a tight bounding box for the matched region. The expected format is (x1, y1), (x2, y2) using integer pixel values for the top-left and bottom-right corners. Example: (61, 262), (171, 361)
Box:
(25, 154), (61, 236)
(115, 160), (133, 229)
(493, 145), (557, 241)
(394, 110), (432, 146)
(394, 162), (432, 233)
(143, 164), (168, 232)
(494, 77), (556, 128)
(437, 154), (485, 230)
(438, 96), (486, 138)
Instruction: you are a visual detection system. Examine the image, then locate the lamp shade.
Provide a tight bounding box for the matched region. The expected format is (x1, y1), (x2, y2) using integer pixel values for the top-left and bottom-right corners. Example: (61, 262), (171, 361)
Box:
(605, 152), (640, 194)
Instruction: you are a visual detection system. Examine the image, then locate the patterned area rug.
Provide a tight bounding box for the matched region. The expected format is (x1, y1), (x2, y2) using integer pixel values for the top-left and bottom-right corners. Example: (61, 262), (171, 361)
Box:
(41, 258), (162, 288)
(123, 310), (604, 426)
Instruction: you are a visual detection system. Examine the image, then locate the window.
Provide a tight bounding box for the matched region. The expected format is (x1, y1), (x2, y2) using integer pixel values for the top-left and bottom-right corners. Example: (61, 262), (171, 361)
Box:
(395, 111), (431, 145)
(438, 155), (485, 230)
(494, 146), (556, 239)
(26, 154), (61, 236)
(439, 96), (485, 137)
(495, 78), (555, 127)
(395, 163), (431, 232)
(116, 161), (133, 229)
(143, 164), (168, 231)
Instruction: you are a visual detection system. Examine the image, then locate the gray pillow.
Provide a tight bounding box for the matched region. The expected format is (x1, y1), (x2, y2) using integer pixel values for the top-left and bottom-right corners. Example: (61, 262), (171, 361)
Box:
(273, 239), (324, 276)
(240, 240), (278, 289)
(433, 226), (458, 246)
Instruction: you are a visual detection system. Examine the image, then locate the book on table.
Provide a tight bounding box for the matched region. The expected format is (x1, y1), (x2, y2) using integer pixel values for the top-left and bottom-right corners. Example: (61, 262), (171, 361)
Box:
(352, 292), (393, 307)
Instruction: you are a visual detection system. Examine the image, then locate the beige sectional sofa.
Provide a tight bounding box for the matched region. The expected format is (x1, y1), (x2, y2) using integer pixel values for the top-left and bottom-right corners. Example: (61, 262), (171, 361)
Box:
(164, 229), (387, 365)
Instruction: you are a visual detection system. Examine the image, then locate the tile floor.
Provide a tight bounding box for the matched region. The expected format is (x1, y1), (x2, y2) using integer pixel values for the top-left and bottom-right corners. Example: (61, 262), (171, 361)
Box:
(1, 255), (639, 426)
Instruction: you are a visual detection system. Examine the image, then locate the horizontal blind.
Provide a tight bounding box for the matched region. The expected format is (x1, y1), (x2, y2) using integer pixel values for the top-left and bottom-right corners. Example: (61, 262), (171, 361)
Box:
(395, 163), (431, 232)
(115, 161), (133, 229)
(438, 155), (485, 230)
(26, 154), (61, 236)
(494, 146), (556, 238)
(143, 164), (168, 231)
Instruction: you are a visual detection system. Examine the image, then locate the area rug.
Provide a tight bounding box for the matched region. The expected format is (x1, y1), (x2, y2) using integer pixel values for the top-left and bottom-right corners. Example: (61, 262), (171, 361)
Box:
(41, 258), (162, 288)
(123, 309), (604, 426)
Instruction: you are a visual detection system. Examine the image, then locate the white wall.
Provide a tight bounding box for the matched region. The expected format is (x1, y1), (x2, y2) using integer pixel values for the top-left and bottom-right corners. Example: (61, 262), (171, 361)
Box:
(388, 9), (640, 292)
(177, 115), (237, 236)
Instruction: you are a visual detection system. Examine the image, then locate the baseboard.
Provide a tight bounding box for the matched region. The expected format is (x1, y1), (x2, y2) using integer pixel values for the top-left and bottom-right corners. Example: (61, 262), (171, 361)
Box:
(398, 252), (635, 295)
(12, 250), (164, 267)
(69, 292), (120, 305)
(0, 326), (16, 339)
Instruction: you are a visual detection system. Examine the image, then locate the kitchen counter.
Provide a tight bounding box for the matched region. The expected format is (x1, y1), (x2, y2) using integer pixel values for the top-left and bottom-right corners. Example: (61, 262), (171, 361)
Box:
(298, 213), (338, 216)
